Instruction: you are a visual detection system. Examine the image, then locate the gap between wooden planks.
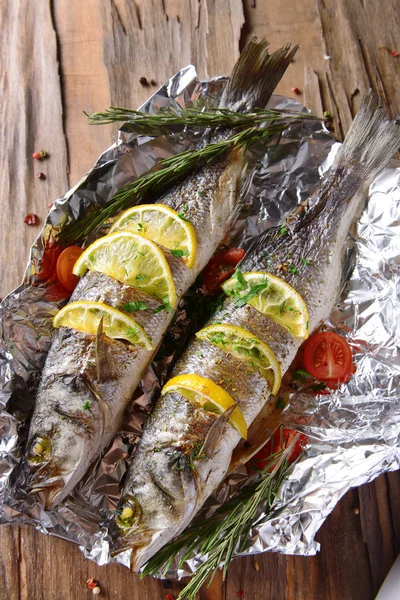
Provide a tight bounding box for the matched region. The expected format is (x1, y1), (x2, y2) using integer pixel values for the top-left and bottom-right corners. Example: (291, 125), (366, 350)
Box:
(1, 1), (400, 599)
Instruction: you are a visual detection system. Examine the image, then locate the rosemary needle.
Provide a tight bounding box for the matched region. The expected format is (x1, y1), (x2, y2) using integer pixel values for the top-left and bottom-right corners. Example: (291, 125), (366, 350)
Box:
(141, 438), (299, 600)
(58, 117), (315, 245)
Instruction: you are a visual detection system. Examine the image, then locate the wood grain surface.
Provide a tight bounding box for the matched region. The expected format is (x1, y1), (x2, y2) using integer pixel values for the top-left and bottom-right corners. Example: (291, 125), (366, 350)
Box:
(1, 1), (399, 599)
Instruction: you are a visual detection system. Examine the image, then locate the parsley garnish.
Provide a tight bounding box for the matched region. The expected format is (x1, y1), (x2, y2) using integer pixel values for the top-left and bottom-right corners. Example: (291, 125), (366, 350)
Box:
(232, 278), (269, 307)
(127, 327), (139, 340)
(289, 265), (298, 274)
(232, 268), (247, 292)
(135, 273), (146, 282)
(276, 396), (285, 410)
(301, 258), (312, 266)
(137, 222), (147, 232)
(82, 401), (91, 410)
(123, 301), (148, 312)
(170, 248), (189, 258)
(177, 212), (190, 222)
(152, 299), (173, 314)
(280, 225), (287, 236)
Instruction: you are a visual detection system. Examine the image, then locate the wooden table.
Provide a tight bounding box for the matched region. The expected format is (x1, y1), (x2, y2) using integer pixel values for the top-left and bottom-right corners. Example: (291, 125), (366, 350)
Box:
(1, 1), (399, 598)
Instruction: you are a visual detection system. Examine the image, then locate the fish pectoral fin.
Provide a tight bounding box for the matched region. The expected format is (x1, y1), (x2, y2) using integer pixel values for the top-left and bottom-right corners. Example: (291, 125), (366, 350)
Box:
(201, 404), (237, 459)
(95, 320), (118, 382)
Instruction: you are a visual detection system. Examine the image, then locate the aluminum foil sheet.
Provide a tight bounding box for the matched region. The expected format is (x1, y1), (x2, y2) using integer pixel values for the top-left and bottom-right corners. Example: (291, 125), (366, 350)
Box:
(0, 66), (399, 576)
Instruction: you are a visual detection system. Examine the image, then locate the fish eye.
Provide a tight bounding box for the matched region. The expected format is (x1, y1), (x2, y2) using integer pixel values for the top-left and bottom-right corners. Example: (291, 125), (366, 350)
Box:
(116, 496), (142, 535)
(27, 436), (51, 464)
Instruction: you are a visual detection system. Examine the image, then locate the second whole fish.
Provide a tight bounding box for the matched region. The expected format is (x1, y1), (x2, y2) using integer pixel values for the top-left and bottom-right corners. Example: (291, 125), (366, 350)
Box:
(111, 91), (400, 569)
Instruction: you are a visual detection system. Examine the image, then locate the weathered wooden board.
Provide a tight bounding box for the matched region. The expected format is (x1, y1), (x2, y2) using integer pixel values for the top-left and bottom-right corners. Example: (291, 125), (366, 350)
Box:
(0, 1), (399, 599)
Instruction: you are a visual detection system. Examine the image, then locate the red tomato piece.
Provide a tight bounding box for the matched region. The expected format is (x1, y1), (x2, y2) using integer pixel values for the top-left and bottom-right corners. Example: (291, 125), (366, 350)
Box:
(304, 331), (353, 381)
(56, 246), (83, 292)
(37, 245), (63, 281)
(202, 248), (245, 293)
(249, 427), (307, 472)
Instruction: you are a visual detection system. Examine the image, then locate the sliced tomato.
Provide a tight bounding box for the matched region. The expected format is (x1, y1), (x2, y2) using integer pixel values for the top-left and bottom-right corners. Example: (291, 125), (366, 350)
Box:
(56, 246), (84, 292)
(202, 248), (245, 293)
(37, 245), (63, 281)
(304, 331), (353, 381)
(248, 427), (307, 472)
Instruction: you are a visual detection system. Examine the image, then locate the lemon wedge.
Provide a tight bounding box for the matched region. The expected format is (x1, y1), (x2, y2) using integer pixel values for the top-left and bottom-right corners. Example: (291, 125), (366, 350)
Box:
(110, 204), (197, 268)
(222, 271), (309, 338)
(196, 324), (281, 395)
(162, 374), (247, 439)
(53, 301), (153, 350)
(73, 232), (176, 306)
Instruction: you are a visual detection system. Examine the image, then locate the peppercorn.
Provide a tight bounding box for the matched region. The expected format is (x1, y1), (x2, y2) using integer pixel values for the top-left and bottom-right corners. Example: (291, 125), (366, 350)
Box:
(92, 587), (101, 596)
(323, 111), (331, 118)
(165, 595), (174, 600)
(150, 79), (157, 86)
(87, 579), (97, 590)
(390, 50), (399, 57)
(36, 172), (46, 180)
(24, 213), (39, 225)
(32, 149), (48, 159)
(139, 76), (149, 86)
(291, 86), (300, 94)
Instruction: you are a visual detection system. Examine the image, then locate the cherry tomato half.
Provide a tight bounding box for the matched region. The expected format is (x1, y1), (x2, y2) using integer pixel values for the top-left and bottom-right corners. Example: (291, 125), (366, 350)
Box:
(56, 246), (83, 292)
(202, 248), (245, 293)
(248, 427), (308, 472)
(303, 331), (353, 381)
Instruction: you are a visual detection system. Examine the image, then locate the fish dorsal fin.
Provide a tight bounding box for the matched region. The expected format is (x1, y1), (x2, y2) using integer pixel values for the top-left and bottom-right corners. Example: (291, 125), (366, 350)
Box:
(201, 404), (238, 459)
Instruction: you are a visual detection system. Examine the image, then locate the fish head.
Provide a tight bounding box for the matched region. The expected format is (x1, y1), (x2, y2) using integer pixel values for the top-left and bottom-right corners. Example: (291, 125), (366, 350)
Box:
(110, 447), (198, 570)
(25, 388), (100, 508)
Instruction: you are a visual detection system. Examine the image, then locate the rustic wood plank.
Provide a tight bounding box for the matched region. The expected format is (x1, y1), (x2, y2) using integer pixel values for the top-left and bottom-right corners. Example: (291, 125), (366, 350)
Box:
(52, 0), (112, 186)
(0, 0), (69, 296)
(0, 526), (20, 600)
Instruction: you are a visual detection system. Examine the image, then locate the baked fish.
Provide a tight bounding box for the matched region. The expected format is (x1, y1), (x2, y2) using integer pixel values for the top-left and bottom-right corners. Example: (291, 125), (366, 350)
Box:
(111, 91), (400, 569)
(23, 39), (297, 508)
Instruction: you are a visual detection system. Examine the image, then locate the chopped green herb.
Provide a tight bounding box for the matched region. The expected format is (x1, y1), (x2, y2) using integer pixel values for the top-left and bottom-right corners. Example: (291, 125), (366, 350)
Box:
(124, 301), (148, 312)
(127, 327), (139, 340)
(300, 258), (313, 266)
(135, 273), (146, 282)
(82, 401), (91, 410)
(280, 225), (287, 236)
(288, 265), (298, 274)
(137, 222), (147, 233)
(292, 368), (311, 382)
(170, 248), (189, 258)
(276, 396), (285, 410)
(152, 299), (173, 314)
(232, 268), (247, 292)
(177, 213), (190, 222)
(198, 189), (205, 197)
(154, 447), (162, 453)
(279, 299), (286, 315)
(232, 278), (269, 307)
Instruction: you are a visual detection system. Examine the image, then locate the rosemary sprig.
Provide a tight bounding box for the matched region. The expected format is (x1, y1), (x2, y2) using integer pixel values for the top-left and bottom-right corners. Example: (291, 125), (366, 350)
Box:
(87, 106), (319, 135)
(142, 441), (297, 600)
(58, 119), (308, 245)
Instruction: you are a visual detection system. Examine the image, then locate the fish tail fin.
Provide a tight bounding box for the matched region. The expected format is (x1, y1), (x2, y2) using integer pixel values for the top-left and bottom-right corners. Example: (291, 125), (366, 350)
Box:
(218, 38), (298, 112)
(335, 90), (400, 182)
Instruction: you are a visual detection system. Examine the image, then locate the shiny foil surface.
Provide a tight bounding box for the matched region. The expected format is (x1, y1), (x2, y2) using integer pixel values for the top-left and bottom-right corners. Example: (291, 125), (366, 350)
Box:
(0, 68), (399, 575)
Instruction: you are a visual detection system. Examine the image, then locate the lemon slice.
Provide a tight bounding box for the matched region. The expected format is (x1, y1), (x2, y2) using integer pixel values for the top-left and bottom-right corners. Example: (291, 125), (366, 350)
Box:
(110, 204), (197, 268)
(73, 232), (176, 306)
(53, 301), (153, 350)
(222, 271), (309, 339)
(162, 374), (247, 439)
(196, 324), (281, 395)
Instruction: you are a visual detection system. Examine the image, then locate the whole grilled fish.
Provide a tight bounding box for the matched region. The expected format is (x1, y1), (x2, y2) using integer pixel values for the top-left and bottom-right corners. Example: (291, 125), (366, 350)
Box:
(23, 40), (297, 508)
(112, 91), (400, 569)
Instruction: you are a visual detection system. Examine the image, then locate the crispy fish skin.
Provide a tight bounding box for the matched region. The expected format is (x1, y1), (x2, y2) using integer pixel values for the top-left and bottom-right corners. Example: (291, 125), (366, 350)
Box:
(113, 91), (400, 569)
(24, 40), (297, 508)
